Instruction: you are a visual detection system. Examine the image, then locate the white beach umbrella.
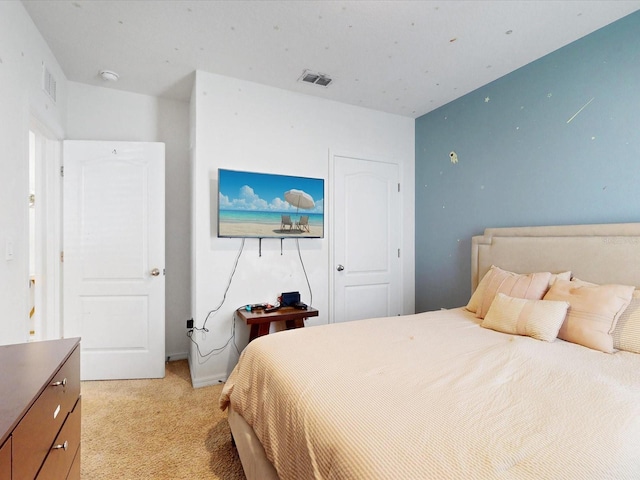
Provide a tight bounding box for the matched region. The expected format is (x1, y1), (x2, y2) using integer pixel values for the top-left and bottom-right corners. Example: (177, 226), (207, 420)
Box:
(284, 189), (315, 212)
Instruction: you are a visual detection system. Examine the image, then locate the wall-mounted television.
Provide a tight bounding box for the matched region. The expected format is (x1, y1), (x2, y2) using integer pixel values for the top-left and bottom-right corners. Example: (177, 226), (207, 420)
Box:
(218, 169), (324, 238)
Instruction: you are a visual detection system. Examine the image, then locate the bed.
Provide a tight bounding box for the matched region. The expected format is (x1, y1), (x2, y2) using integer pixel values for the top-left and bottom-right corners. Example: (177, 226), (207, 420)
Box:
(219, 223), (640, 479)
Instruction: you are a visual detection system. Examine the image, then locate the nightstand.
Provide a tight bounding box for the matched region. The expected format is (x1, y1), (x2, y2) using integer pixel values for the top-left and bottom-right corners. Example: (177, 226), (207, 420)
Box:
(236, 306), (319, 342)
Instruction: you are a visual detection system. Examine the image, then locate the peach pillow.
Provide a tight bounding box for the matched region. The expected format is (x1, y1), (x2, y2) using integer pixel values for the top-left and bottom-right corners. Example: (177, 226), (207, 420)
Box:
(474, 266), (553, 319)
(466, 271), (490, 313)
(612, 290), (640, 354)
(543, 279), (635, 353)
(481, 293), (570, 342)
(467, 266), (568, 316)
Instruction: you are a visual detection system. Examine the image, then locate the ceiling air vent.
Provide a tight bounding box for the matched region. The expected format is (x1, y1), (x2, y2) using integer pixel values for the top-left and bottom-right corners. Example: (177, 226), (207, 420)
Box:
(42, 64), (57, 103)
(299, 69), (332, 87)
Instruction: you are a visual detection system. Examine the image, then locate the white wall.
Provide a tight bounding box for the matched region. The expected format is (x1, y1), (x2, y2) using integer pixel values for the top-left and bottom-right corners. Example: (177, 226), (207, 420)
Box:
(2, 0), (190, 357)
(66, 82), (191, 359)
(190, 71), (415, 387)
(0, 1), (67, 344)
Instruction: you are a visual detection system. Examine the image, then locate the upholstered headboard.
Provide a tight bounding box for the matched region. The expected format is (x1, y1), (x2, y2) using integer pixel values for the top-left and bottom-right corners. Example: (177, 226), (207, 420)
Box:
(471, 223), (640, 292)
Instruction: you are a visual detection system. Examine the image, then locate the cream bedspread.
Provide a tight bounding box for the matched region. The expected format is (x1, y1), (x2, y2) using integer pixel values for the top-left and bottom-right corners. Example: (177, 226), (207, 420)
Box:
(220, 308), (640, 479)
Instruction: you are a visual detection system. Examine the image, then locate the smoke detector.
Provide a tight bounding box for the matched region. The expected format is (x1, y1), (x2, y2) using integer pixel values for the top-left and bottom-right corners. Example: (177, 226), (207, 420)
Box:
(99, 70), (119, 82)
(299, 69), (332, 87)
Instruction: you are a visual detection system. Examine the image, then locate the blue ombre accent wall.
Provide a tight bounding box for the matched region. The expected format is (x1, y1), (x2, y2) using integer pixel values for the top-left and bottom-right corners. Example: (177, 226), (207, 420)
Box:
(415, 11), (640, 312)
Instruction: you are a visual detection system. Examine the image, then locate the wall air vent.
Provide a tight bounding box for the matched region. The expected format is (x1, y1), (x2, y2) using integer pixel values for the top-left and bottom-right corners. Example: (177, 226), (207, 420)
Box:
(299, 69), (332, 87)
(42, 64), (57, 103)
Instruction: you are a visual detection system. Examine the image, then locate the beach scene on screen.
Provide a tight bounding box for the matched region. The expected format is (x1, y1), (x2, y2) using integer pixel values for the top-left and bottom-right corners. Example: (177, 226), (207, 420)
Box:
(218, 169), (324, 238)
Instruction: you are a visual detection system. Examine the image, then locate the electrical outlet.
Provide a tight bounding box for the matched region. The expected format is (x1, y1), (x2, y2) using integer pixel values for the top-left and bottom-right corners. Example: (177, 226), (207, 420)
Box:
(186, 319), (194, 329)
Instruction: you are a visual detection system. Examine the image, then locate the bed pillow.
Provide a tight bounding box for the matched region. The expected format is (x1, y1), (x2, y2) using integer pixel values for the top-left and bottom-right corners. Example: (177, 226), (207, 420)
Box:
(481, 293), (569, 342)
(612, 290), (640, 354)
(474, 266), (553, 319)
(467, 266), (568, 316)
(543, 279), (635, 353)
(550, 270), (573, 285)
(466, 268), (491, 313)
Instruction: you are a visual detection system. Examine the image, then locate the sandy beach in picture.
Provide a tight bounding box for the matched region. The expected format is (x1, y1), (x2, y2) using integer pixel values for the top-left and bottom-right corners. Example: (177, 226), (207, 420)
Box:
(219, 221), (323, 238)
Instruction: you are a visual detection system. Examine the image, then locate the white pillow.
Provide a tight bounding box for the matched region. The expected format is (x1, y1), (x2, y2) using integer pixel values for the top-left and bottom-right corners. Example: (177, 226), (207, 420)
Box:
(481, 293), (569, 342)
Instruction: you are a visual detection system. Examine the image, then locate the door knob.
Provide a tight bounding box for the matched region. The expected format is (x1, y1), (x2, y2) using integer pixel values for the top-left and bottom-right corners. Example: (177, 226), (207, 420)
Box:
(337, 264), (344, 271)
(151, 268), (160, 277)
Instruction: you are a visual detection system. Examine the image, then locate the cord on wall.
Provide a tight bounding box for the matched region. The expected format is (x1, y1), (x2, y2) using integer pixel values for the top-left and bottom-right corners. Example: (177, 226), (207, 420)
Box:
(188, 237), (314, 362)
(295, 239), (313, 308)
(188, 238), (245, 361)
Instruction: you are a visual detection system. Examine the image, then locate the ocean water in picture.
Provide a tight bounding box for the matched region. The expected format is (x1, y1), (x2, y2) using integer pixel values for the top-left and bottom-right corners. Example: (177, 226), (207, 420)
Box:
(219, 210), (323, 225)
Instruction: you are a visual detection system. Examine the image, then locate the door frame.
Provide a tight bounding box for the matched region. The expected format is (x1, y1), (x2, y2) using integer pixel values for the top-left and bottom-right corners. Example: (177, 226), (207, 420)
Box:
(329, 150), (403, 324)
(29, 116), (62, 341)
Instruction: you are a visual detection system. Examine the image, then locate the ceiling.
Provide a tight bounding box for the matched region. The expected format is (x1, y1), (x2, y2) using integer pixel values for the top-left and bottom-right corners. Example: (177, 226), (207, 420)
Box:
(22, 0), (640, 118)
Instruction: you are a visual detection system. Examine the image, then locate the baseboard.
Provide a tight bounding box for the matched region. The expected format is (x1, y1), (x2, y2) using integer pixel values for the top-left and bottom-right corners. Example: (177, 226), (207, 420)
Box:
(165, 352), (188, 362)
(187, 354), (228, 388)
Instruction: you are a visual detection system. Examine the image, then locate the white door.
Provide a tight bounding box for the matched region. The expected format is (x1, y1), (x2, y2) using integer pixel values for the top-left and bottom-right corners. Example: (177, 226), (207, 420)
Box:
(63, 141), (165, 380)
(332, 155), (401, 323)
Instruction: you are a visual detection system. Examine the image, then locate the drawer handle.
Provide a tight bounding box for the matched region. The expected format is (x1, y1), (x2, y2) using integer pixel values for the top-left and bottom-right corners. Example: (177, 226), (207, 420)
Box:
(51, 378), (67, 387)
(52, 441), (68, 451)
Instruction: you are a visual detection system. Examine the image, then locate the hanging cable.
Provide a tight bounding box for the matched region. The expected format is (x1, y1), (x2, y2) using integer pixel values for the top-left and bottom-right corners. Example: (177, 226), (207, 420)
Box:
(295, 238), (313, 307)
(188, 238), (245, 360)
(188, 318), (239, 364)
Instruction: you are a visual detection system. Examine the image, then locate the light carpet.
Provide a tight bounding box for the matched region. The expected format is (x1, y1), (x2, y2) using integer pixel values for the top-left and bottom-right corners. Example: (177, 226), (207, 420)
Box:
(81, 360), (245, 479)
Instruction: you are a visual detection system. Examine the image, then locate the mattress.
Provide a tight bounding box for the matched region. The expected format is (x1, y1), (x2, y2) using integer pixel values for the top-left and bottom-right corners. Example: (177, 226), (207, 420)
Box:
(220, 307), (640, 479)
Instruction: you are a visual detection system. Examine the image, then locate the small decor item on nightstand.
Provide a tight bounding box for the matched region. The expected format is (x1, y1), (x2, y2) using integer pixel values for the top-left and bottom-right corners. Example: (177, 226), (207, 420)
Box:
(280, 291), (301, 307)
(245, 303), (269, 312)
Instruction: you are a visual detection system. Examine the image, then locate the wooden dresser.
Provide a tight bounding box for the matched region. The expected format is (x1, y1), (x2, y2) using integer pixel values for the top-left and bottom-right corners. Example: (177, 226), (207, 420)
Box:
(0, 338), (81, 480)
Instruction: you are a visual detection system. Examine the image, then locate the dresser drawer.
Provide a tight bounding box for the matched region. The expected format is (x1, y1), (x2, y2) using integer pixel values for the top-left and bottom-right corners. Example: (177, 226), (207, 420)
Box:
(12, 346), (80, 480)
(0, 437), (10, 480)
(65, 444), (80, 480)
(36, 397), (81, 480)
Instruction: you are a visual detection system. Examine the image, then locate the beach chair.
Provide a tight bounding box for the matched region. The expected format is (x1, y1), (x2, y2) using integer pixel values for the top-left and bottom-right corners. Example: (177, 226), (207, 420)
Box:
(297, 215), (310, 232)
(281, 215), (293, 231)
